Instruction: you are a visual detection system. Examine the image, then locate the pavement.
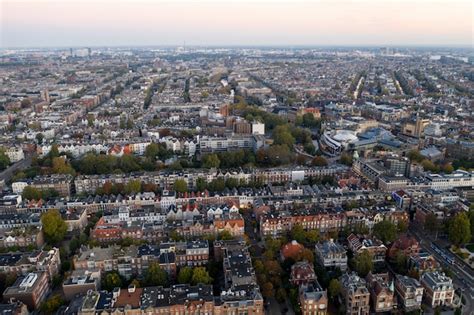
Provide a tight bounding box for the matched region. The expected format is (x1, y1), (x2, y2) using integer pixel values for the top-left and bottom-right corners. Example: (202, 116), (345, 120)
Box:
(410, 225), (474, 315)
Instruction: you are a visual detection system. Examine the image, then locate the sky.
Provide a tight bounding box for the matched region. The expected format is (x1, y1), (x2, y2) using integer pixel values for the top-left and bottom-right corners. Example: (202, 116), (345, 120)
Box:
(1, 0), (472, 48)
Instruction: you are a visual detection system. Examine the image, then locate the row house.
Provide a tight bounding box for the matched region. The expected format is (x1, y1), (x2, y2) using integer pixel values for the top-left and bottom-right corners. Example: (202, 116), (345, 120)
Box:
(259, 209), (346, 237)
(0, 226), (44, 249)
(74, 241), (208, 280)
(78, 283), (263, 315)
(0, 247), (61, 280)
(28, 174), (73, 197)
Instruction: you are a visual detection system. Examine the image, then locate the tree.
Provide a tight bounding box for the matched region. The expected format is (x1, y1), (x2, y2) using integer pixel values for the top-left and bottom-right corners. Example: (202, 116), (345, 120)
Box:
(52, 157), (75, 175)
(196, 177), (207, 191)
(41, 209), (67, 245)
(469, 210), (474, 241)
(328, 279), (342, 300)
(276, 287), (287, 303)
(407, 150), (424, 162)
(394, 252), (408, 274)
(261, 282), (274, 298)
(290, 224), (306, 243)
(424, 213), (439, 234)
(36, 133), (44, 144)
(22, 186), (42, 200)
(202, 154), (220, 169)
(306, 229), (320, 243)
(145, 262), (168, 286)
(448, 212), (471, 246)
(125, 180), (141, 194)
(296, 248), (314, 263)
(145, 143), (160, 160)
(373, 220), (398, 244)
(441, 163), (454, 174)
(40, 294), (64, 315)
(103, 271), (122, 291)
(354, 250), (373, 277)
(273, 125), (295, 148)
(0, 149), (10, 170)
(311, 156), (328, 167)
(218, 230), (234, 241)
(397, 220), (408, 233)
(191, 267), (212, 285)
(421, 159), (439, 172)
(177, 266), (193, 284)
(174, 179), (188, 193)
(340, 152), (353, 166)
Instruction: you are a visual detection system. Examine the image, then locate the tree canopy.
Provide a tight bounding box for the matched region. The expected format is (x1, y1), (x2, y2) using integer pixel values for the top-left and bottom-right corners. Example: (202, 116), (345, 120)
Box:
(103, 271), (122, 291)
(41, 209), (67, 245)
(145, 262), (168, 286)
(373, 220), (398, 244)
(448, 212), (471, 246)
(354, 250), (373, 277)
(191, 267), (213, 285)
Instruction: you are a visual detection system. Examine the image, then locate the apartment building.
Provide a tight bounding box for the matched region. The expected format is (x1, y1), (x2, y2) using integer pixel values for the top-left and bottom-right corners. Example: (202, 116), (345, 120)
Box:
(347, 234), (387, 264)
(366, 272), (395, 313)
(3, 272), (50, 310)
(420, 272), (455, 308)
(341, 272), (370, 315)
(395, 274), (424, 312)
(0, 248), (61, 280)
(315, 239), (348, 271)
(299, 281), (328, 315)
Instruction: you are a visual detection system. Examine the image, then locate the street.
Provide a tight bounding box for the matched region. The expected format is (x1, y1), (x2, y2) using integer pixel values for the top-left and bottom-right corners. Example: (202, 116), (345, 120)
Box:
(0, 153), (34, 184)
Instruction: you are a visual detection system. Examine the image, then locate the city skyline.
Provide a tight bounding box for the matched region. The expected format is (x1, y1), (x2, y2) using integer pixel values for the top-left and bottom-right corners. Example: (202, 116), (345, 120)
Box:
(1, 0), (472, 48)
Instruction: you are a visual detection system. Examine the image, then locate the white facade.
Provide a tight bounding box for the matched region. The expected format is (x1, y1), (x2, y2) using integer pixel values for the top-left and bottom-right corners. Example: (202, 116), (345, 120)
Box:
(4, 147), (25, 163)
(12, 181), (29, 194)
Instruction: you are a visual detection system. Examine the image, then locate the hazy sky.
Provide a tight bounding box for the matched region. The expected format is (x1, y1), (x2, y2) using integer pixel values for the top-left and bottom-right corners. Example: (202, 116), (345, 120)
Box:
(1, 0), (472, 48)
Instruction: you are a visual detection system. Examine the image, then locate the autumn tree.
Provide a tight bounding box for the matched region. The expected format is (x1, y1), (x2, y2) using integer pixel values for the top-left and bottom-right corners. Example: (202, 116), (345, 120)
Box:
(191, 267), (213, 285)
(311, 156), (328, 167)
(177, 266), (193, 284)
(52, 157), (75, 175)
(424, 213), (439, 234)
(202, 154), (220, 169)
(373, 220), (398, 244)
(0, 149), (11, 170)
(41, 209), (67, 245)
(448, 212), (471, 246)
(145, 262), (168, 286)
(22, 186), (42, 200)
(40, 294), (64, 315)
(103, 271), (122, 291)
(328, 279), (342, 301)
(174, 179), (188, 193)
(125, 179), (141, 194)
(354, 250), (373, 277)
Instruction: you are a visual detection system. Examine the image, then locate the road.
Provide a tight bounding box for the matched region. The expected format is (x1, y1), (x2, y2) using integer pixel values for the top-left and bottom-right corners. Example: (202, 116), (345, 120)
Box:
(410, 225), (474, 315)
(0, 153), (34, 184)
